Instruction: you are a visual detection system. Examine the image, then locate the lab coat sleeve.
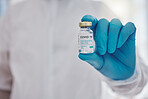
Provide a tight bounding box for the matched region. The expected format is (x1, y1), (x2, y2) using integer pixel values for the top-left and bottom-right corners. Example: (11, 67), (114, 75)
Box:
(0, 8), (12, 99)
(102, 54), (148, 96)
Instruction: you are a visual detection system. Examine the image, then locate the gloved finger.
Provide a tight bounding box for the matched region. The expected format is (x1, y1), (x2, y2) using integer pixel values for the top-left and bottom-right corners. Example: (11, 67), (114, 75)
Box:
(81, 15), (98, 31)
(78, 53), (103, 70)
(117, 22), (136, 48)
(108, 19), (122, 53)
(95, 18), (109, 55)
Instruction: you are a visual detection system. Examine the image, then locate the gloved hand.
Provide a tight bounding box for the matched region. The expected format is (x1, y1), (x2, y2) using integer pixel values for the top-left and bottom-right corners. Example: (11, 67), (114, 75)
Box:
(79, 15), (136, 80)
(0, 0), (8, 16)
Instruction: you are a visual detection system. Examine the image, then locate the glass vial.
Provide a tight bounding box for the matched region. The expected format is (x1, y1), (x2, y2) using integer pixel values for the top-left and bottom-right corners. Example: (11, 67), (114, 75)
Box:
(78, 21), (95, 54)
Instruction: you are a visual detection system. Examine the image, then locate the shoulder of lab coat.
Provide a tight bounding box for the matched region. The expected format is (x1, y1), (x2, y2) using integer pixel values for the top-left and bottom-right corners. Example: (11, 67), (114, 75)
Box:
(101, 50), (148, 96)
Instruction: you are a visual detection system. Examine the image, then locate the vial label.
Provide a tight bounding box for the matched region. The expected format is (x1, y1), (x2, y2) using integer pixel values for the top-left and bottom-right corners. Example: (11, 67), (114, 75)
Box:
(78, 30), (95, 53)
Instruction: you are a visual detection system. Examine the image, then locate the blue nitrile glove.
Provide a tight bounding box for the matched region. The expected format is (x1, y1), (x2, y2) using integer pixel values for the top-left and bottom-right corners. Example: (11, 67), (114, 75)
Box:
(78, 15), (136, 80)
(0, 0), (8, 16)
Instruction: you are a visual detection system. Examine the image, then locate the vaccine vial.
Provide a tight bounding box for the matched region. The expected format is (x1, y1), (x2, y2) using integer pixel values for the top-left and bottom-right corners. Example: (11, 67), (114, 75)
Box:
(78, 21), (95, 54)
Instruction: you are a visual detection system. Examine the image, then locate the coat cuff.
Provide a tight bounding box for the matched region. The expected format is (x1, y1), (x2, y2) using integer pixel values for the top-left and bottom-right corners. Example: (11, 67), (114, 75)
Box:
(101, 56), (147, 96)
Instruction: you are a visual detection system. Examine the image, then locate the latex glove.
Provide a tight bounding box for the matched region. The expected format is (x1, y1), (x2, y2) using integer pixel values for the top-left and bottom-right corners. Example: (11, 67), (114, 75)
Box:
(79, 15), (136, 80)
(0, 0), (8, 16)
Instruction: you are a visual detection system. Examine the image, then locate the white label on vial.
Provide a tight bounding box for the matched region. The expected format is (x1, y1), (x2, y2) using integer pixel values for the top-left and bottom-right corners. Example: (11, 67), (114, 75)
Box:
(78, 30), (95, 53)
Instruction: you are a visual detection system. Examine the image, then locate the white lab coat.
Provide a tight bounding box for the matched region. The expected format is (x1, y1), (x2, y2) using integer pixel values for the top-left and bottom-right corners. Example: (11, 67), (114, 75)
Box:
(0, 0), (147, 99)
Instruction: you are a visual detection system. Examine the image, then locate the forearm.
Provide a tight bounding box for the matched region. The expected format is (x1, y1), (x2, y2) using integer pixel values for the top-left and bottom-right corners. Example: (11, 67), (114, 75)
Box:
(103, 57), (147, 96)
(107, 68), (146, 96)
